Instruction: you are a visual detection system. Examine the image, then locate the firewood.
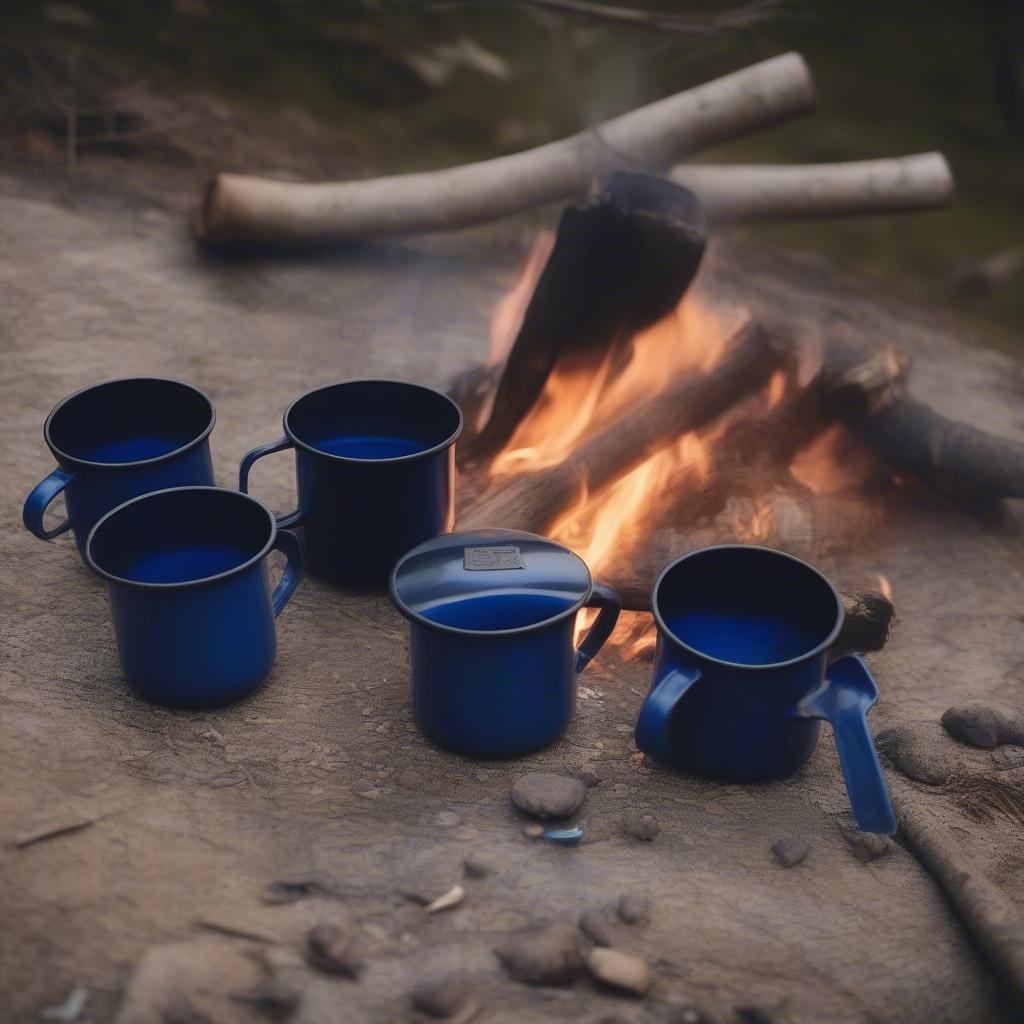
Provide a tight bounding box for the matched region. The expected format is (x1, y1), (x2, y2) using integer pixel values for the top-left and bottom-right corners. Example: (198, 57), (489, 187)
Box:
(894, 792), (1024, 1012)
(458, 321), (784, 534)
(462, 172), (705, 462)
(196, 54), (814, 246)
(671, 153), (953, 224)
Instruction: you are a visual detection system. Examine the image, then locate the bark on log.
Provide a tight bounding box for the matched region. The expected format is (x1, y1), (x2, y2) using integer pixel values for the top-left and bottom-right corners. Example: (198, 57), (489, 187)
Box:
(671, 153), (954, 224)
(894, 793), (1024, 1012)
(459, 322), (784, 533)
(197, 54), (814, 246)
(462, 172), (705, 462)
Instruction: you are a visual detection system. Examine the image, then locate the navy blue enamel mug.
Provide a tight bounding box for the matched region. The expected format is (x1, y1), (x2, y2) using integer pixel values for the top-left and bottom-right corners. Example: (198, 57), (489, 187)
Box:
(23, 377), (216, 558)
(85, 486), (301, 708)
(389, 529), (621, 759)
(636, 545), (895, 834)
(240, 379), (461, 588)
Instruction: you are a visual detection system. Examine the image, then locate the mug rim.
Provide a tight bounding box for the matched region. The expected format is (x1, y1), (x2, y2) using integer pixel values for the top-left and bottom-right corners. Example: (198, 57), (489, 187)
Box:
(282, 378), (463, 465)
(85, 485), (278, 591)
(651, 544), (845, 672)
(44, 376), (216, 470)
(389, 528), (595, 638)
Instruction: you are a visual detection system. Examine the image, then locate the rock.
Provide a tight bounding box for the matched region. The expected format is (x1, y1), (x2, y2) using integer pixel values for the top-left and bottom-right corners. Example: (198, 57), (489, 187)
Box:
(771, 838), (809, 867)
(511, 773), (587, 818)
(463, 851), (494, 879)
(942, 701), (1024, 748)
(617, 894), (651, 926)
(579, 908), (613, 947)
(305, 922), (363, 978)
(876, 722), (960, 785)
(495, 922), (586, 985)
(231, 977), (301, 1019)
(410, 974), (471, 1018)
(352, 779), (380, 799)
(842, 827), (894, 862)
(621, 809), (659, 841)
(436, 811), (462, 828)
(587, 948), (653, 995)
(522, 823), (544, 839)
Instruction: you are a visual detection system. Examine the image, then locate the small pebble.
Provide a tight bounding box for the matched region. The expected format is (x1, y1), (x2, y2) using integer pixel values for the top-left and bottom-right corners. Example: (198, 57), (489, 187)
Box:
(842, 827), (894, 862)
(617, 894), (651, 926)
(435, 811), (461, 828)
(454, 826), (479, 842)
(511, 772), (587, 818)
(771, 837), (809, 868)
(463, 851), (494, 878)
(495, 922), (586, 985)
(876, 723), (959, 786)
(410, 974), (471, 1018)
(579, 908), (613, 947)
(231, 977), (300, 1017)
(522, 823), (544, 839)
(587, 948), (653, 995)
(942, 701), (1024, 749)
(621, 809), (660, 842)
(576, 770), (601, 788)
(305, 922), (363, 978)
(352, 779), (380, 799)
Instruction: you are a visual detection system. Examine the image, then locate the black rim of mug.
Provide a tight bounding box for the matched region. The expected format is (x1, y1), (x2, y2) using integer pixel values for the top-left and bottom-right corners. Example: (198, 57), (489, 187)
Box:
(651, 544), (845, 672)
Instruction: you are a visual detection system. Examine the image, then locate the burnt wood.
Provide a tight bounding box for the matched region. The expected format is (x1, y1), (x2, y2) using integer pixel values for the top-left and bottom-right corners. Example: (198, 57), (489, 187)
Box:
(460, 172), (706, 463)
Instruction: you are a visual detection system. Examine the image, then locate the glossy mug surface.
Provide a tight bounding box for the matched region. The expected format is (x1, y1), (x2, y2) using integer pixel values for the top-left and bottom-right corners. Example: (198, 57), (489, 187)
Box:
(390, 529), (621, 759)
(23, 377), (216, 558)
(86, 486), (301, 708)
(636, 545), (895, 834)
(240, 379), (462, 588)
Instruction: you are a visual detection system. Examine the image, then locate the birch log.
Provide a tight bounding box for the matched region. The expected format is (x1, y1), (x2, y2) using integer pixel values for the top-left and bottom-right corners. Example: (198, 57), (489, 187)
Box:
(671, 153), (954, 224)
(197, 53), (814, 245)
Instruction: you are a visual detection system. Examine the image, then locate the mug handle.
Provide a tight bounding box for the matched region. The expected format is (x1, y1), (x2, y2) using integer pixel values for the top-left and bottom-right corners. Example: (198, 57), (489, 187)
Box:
(239, 437), (304, 529)
(574, 582), (621, 673)
(23, 468), (76, 541)
(270, 528), (302, 617)
(796, 655), (896, 835)
(634, 661), (702, 759)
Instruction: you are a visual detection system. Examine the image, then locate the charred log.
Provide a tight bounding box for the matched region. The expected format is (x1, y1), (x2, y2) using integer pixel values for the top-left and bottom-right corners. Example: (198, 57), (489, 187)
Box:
(459, 321), (784, 534)
(462, 172), (705, 462)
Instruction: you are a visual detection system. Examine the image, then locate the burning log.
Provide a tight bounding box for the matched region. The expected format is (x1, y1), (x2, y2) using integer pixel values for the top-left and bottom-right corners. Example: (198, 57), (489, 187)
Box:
(459, 321), (784, 534)
(462, 172), (705, 462)
(196, 54), (814, 246)
(671, 153), (954, 224)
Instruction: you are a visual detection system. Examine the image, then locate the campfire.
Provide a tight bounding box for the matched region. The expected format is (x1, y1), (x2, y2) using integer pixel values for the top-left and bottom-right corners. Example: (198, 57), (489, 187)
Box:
(445, 171), (1024, 662)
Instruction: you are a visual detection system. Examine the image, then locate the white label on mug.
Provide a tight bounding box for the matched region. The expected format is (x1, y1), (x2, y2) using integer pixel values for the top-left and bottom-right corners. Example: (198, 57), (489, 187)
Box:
(463, 545), (525, 571)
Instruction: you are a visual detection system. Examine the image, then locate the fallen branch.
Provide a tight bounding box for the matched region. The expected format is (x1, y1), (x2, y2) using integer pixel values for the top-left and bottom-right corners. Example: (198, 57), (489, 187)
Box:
(894, 792), (1024, 1012)
(197, 53), (814, 245)
(459, 321), (784, 533)
(671, 153), (954, 224)
(463, 172), (705, 462)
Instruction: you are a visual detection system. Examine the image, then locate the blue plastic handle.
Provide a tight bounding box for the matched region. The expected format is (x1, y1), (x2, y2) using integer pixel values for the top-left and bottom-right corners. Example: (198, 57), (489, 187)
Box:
(797, 655), (896, 835)
(239, 436), (304, 529)
(270, 528), (302, 617)
(23, 467), (75, 541)
(575, 582), (621, 674)
(634, 661), (702, 759)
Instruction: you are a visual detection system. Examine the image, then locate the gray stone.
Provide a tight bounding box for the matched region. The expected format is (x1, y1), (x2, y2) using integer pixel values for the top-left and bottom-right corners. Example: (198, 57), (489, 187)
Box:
(579, 908), (613, 947)
(771, 837), (809, 867)
(511, 773), (587, 818)
(305, 922), (363, 978)
(410, 974), (471, 1018)
(617, 894), (651, 926)
(876, 723), (960, 785)
(842, 827), (895, 862)
(495, 922), (586, 985)
(621, 809), (660, 841)
(942, 701), (1024, 748)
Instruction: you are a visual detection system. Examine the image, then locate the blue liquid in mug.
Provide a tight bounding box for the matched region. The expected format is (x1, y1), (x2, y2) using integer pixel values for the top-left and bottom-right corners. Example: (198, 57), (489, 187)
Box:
(667, 607), (819, 666)
(422, 592), (575, 631)
(125, 544), (252, 584)
(312, 435), (426, 459)
(85, 435), (185, 463)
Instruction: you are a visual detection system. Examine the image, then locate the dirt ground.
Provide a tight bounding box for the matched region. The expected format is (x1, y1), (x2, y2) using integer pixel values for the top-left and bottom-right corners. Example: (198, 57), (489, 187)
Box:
(2, 165), (1024, 1024)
